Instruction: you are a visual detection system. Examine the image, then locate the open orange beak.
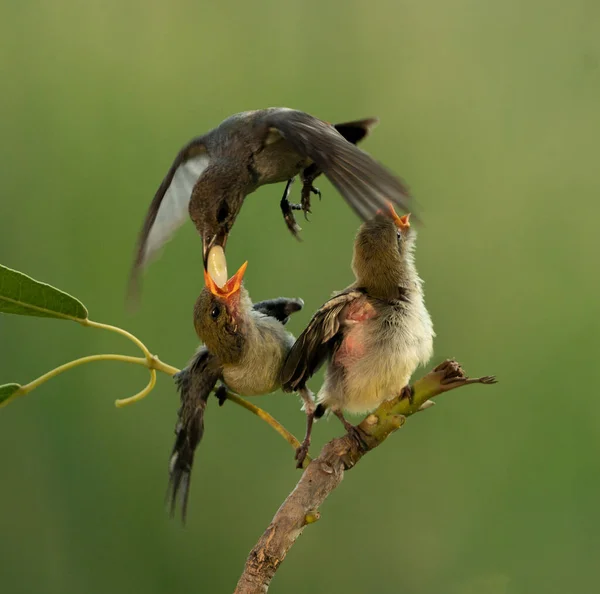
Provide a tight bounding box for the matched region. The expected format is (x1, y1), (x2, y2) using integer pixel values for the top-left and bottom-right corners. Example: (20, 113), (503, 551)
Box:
(203, 261), (248, 301)
(385, 202), (410, 230)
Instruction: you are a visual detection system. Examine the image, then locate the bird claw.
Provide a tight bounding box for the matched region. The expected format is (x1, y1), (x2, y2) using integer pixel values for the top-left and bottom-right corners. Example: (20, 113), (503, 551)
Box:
(347, 425), (370, 451)
(400, 384), (414, 405)
(300, 182), (316, 220)
(333, 410), (369, 450)
(295, 439), (311, 468)
(214, 385), (228, 407)
(283, 212), (303, 240)
(280, 179), (303, 241)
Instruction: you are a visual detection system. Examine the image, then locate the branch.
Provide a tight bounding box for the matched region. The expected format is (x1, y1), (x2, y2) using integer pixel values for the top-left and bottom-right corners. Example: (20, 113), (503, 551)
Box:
(0, 348), (307, 460)
(234, 359), (496, 594)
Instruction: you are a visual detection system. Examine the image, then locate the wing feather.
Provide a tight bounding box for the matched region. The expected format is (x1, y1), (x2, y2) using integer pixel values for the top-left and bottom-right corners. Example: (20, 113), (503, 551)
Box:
(267, 111), (413, 221)
(128, 139), (209, 301)
(252, 297), (304, 325)
(167, 347), (221, 523)
(281, 289), (363, 391)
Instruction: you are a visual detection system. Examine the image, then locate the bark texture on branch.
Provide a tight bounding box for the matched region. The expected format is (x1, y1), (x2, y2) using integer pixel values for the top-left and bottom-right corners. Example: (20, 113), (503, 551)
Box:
(234, 359), (496, 594)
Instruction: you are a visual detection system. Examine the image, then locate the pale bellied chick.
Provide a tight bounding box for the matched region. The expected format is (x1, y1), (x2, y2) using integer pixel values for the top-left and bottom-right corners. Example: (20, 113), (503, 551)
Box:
(282, 204), (434, 461)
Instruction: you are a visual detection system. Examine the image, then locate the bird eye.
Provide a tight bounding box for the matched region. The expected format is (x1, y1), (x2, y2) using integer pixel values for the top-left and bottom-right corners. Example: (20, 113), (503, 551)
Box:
(397, 229), (402, 241)
(210, 305), (220, 319)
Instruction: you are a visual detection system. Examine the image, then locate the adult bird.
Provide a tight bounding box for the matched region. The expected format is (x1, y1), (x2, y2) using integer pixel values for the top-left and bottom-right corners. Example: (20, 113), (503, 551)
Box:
(281, 204), (434, 465)
(129, 108), (412, 297)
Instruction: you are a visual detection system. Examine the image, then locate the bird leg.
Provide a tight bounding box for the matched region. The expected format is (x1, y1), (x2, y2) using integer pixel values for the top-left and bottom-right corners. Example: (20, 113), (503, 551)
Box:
(300, 164), (322, 220)
(295, 388), (316, 468)
(279, 178), (303, 240)
(333, 410), (370, 450)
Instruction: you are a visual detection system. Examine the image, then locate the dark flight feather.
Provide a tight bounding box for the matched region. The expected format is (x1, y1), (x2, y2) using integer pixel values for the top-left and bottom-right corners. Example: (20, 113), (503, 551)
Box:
(252, 297), (304, 325)
(267, 111), (412, 222)
(167, 346), (220, 523)
(128, 138), (208, 303)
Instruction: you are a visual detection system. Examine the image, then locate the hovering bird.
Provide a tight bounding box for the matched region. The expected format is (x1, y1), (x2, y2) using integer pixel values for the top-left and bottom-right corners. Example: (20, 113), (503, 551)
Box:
(129, 108), (412, 297)
(168, 262), (312, 520)
(281, 204), (434, 464)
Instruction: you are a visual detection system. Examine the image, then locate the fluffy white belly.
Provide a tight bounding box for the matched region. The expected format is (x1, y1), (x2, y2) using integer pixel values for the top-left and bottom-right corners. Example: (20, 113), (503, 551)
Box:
(318, 313), (433, 415)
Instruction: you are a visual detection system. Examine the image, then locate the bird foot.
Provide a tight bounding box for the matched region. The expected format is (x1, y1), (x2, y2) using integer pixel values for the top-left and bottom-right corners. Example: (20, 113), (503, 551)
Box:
(296, 393), (315, 468)
(334, 410), (370, 450)
(400, 384), (414, 405)
(347, 425), (371, 451)
(214, 385), (228, 407)
(295, 438), (311, 468)
(300, 182), (319, 220)
(280, 178), (303, 240)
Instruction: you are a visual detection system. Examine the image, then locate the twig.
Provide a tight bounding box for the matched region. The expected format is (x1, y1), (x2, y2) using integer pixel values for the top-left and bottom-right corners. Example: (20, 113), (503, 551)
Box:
(234, 359), (496, 594)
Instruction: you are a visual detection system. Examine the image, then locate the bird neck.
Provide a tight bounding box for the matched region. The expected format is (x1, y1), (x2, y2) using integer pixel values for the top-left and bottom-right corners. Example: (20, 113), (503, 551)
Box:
(353, 246), (421, 301)
(221, 290), (255, 365)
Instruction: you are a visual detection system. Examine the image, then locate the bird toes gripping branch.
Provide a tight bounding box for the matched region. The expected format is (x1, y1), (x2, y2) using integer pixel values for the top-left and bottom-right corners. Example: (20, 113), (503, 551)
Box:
(295, 440), (311, 469)
(400, 384), (415, 405)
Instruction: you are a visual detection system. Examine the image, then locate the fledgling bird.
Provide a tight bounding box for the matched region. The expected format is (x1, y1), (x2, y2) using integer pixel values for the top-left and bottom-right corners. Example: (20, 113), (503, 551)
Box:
(167, 263), (312, 520)
(129, 108), (412, 297)
(281, 204), (434, 462)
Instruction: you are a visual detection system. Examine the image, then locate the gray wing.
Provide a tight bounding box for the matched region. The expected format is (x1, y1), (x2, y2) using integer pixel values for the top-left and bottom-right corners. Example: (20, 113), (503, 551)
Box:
(266, 110), (412, 221)
(281, 290), (363, 391)
(128, 138), (209, 303)
(252, 297), (304, 325)
(167, 346), (221, 523)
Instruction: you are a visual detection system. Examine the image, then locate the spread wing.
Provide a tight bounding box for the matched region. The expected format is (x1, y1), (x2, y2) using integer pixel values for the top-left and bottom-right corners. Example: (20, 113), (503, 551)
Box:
(128, 138), (210, 301)
(281, 289), (363, 392)
(252, 297), (304, 325)
(167, 346), (221, 523)
(266, 110), (412, 221)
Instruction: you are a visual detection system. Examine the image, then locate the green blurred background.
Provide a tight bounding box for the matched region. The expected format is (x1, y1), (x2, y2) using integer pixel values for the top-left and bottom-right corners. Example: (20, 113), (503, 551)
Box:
(2, 1), (599, 592)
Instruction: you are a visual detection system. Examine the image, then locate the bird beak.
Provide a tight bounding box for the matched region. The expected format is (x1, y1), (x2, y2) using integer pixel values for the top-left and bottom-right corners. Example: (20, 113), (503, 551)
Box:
(385, 202), (411, 230)
(203, 232), (229, 288)
(203, 261), (248, 301)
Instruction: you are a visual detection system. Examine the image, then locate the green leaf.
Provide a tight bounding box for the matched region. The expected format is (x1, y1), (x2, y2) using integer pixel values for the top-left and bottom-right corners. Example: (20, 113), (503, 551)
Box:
(0, 264), (88, 321)
(0, 383), (21, 405)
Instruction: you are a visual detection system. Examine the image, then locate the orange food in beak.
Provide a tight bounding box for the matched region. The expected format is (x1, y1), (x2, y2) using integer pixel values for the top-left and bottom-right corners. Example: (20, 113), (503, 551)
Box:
(385, 202), (411, 230)
(204, 261), (248, 301)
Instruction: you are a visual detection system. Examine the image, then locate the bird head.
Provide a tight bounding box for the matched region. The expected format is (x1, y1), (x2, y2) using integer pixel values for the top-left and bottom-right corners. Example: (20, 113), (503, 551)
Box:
(352, 202), (416, 298)
(188, 172), (244, 286)
(193, 261), (249, 364)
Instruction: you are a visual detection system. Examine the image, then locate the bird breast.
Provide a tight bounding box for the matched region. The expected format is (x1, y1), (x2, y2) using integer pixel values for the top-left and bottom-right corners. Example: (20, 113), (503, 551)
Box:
(253, 141), (311, 185)
(222, 317), (295, 396)
(329, 299), (434, 414)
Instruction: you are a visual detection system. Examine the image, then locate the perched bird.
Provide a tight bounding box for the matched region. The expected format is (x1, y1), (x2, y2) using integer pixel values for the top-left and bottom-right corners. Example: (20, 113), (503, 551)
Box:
(129, 108), (412, 297)
(281, 204), (434, 462)
(167, 262), (312, 520)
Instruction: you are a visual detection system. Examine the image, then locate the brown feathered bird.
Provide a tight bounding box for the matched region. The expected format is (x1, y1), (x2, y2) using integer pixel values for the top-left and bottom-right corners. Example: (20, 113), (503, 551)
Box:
(281, 204), (434, 464)
(129, 108), (412, 297)
(168, 263), (312, 520)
